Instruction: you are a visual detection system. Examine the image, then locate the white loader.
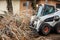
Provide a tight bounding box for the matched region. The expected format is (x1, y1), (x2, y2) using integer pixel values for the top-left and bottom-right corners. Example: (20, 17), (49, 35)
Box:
(30, 4), (60, 35)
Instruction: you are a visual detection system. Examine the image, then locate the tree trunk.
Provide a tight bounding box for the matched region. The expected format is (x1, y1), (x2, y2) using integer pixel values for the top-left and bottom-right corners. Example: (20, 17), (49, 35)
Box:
(31, 0), (36, 10)
(6, 0), (13, 15)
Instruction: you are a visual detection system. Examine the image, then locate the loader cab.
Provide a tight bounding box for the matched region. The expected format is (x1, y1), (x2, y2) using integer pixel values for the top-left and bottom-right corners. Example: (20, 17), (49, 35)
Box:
(37, 4), (55, 17)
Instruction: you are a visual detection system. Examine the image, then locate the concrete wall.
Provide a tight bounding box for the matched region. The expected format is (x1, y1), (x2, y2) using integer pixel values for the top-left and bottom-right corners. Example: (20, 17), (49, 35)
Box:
(0, 0), (20, 14)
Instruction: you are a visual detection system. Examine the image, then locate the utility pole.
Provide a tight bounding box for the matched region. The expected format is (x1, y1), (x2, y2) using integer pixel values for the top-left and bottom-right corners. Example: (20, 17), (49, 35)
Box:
(6, 0), (13, 15)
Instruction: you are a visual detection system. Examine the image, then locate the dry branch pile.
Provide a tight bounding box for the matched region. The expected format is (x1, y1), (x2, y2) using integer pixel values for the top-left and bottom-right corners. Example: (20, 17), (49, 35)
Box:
(0, 11), (59, 40)
(0, 12), (36, 40)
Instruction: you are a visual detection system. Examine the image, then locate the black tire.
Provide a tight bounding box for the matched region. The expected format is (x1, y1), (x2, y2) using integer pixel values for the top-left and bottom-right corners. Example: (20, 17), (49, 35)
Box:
(38, 23), (51, 35)
(54, 22), (60, 34)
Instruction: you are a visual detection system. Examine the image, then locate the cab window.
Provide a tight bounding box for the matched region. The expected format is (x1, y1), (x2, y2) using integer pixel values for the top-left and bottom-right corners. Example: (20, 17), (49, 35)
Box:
(43, 5), (55, 16)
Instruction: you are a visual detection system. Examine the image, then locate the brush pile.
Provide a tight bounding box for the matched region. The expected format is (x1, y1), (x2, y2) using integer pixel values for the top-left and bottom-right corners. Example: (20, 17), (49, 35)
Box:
(0, 11), (37, 40)
(0, 11), (60, 40)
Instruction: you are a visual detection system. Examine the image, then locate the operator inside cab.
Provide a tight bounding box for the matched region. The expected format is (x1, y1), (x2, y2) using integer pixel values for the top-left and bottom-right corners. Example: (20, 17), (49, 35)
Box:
(37, 4), (55, 17)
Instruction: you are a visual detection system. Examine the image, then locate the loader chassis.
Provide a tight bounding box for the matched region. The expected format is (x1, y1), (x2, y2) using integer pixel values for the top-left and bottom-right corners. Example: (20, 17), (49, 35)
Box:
(30, 4), (60, 35)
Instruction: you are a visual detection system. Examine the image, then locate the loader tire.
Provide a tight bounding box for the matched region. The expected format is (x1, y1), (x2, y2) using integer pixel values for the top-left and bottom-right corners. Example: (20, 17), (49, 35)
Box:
(54, 22), (60, 34)
(38, 23), (51, 35)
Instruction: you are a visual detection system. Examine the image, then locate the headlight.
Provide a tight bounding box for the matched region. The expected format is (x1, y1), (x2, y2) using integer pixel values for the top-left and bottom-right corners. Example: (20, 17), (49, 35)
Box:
(31, 16), (36, 22)
(34, 21), (37, 28)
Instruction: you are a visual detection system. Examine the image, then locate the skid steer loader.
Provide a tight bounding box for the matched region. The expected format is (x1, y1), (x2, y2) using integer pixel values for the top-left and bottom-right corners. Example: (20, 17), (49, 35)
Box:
(30, 4), (60, 35)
